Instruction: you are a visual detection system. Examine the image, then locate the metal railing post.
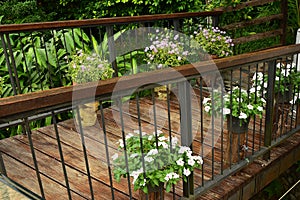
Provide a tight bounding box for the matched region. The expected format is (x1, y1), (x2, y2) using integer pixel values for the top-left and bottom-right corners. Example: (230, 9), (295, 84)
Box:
(264, 60), (276, 160)
(178, 81), (194, 198)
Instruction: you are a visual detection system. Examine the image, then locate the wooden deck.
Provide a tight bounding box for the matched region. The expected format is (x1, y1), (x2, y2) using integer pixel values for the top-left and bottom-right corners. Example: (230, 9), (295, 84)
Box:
(0, 92), (295, 199)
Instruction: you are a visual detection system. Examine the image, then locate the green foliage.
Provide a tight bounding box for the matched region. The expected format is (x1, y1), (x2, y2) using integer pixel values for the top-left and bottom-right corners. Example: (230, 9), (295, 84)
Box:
(192, 26), (234, 57)
(219, 1), (281, 54)
(0, 0), (54, 24)
(0, 76), (3, 97)
(68, 50), (114, 84)
(112, 130), (203, 193)
(0, 28), (89, 97)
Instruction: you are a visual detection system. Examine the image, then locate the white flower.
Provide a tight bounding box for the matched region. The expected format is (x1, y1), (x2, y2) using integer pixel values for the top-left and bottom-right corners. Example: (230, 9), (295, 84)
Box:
(183, 168), (191, 176)
(118, 139), (124, 148)
(193, 156), (203, 165)
(263, 82), (268, 88)
(140, 179), (146, 186)
(171, 137), (178, 146)
(176, 158), (184, 166)
(131, 168), (143, 185)
(130, 153), (139, 158)
(125, 133), (134, 140)
(188, 158), (195, 166)
(238, 112), (247, 119)
(203, 97), (210, 104)
(148, 135), (153, 140)
(247, 105), (254, 110)
(257, 106), (263, 112)
(112, 153), (118, 160)
(133, 130), (147, 136)
(147, 149), (158, 156)
(178, 146), (191, 154)
(204, 106), (210, 113)
(249, 87), (256, 93)
(158, 142), (169, 149)
(223, 108), (231, 115)
(164, 172), (180, 181)
(145, 156), (154, 162)
(158, 136), (167, 141)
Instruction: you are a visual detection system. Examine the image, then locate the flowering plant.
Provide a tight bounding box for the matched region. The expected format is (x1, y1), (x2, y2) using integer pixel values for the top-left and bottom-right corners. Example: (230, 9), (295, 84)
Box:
(112, 130), (203, 194)
(68, 50), (114, 84)
(144, 29), (190, 69)
(192, 26), (234, 58)
(252, 62), (300, 95)
(203, 86), (265, 124)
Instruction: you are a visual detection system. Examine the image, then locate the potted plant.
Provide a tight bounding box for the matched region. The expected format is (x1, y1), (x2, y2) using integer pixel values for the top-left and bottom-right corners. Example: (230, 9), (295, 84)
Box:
(203, 86), (265, 133)
(252, 62), (300, 103)
(144, 29), (191, 100)
(112, 130), (203, 199)
(192, 26), (234, 59)
(203, 86), (265, 164)
(68, 50), (114, 126)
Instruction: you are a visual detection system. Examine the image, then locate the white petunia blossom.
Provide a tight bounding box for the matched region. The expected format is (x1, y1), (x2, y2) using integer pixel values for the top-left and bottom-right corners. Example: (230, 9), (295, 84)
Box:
(145, 156), (154, 162)
(257, 106), (263, 112)
(223, 108), (231, 115)
(203, 97), (210, 104)
(188, 158), (195, 166)
(176, 158), (184, 166)
(112, 153), (118, 160)
(238, 112), (247, 119)
(183, 168), (191, 176)
(247, 105), (254, 110)
(204, 106), (210, 112)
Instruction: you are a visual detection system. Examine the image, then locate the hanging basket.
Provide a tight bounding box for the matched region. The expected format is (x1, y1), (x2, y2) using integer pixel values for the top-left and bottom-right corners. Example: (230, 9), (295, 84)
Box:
(138, 183), (165, 200)
(227, 116), (250, 134)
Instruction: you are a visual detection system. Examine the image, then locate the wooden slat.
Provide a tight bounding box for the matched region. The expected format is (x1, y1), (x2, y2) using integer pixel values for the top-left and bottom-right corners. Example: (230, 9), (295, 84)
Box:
(222, 14), (283, 30)
(233, 29), (283, 45)
(221, 0), (280, 12)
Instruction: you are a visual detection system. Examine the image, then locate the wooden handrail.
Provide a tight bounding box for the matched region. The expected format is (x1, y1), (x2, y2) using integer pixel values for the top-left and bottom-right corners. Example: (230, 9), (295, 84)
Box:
(0, 11), (222, 33)
(0, 44), (299, 119)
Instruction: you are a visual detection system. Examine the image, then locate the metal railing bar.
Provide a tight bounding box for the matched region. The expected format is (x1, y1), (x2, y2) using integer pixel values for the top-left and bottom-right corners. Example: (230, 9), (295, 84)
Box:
(117, 98), (133, 199)
(24, 119), (45, 198)
(52, 112), (72, 200)
(74, 106), (94, 199)
(99, 101), (116, 200)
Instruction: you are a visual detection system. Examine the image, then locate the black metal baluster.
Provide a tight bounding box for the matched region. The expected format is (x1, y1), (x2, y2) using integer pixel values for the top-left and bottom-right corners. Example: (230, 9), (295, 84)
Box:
(99, 101), (116, 200)
(75, 106), (94, 199)
(52, 111), (72, 200)
(24, 119), (45, 198)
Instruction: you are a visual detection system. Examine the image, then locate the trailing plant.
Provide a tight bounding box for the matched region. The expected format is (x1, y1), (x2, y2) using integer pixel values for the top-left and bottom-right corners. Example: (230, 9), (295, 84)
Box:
(112, 130), (203, 193)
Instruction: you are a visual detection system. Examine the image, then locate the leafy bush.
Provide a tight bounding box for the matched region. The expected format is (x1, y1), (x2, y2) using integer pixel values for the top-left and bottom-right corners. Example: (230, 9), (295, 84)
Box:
(0, 0), (55, 24)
